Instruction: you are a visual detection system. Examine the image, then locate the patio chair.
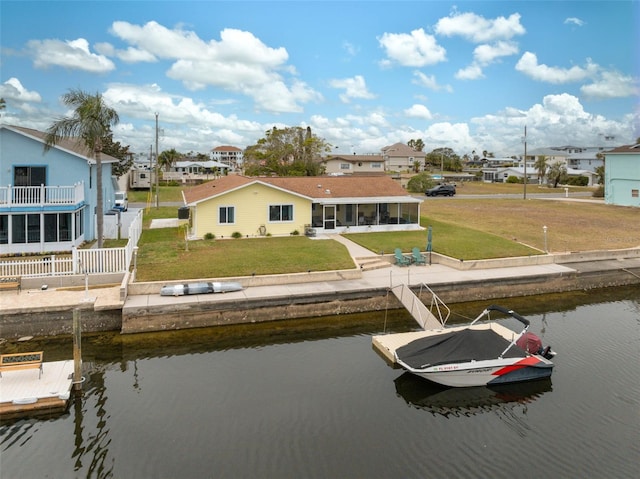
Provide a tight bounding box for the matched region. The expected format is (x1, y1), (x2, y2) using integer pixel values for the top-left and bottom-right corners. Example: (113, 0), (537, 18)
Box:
(411, 247), (427, 265)
(394, 248), (411, 266)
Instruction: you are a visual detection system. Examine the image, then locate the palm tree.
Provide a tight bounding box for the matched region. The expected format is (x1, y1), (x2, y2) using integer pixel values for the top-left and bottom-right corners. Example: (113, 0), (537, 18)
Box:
(44, 89), (119, 248)
(534, 155), (548, 185)
(158, 148), (180, 172)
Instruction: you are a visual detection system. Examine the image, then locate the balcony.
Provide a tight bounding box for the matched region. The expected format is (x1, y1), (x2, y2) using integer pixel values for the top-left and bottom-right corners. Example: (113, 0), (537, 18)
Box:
(0, 183), (85, 208)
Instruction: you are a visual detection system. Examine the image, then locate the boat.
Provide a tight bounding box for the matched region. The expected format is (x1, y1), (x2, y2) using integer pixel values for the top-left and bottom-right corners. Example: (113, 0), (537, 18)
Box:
(160, 281), (243, 296)
(393, 305), (556, 388)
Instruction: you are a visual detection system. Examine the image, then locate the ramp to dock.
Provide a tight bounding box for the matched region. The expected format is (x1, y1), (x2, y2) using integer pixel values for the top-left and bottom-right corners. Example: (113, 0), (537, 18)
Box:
(390, 284), (446, 330)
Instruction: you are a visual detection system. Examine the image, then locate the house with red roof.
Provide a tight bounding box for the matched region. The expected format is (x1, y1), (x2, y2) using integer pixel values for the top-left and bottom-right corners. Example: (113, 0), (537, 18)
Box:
(182, 175), (422, 238)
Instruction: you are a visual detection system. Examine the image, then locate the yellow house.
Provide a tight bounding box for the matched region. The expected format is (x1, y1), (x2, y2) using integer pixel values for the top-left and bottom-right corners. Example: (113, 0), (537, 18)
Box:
(183, 175), (422, 238)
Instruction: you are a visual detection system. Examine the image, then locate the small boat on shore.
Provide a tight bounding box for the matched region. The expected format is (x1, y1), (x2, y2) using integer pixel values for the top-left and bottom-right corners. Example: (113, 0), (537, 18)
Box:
(394, 305), (556, 388)
(160, 281), (243, 296)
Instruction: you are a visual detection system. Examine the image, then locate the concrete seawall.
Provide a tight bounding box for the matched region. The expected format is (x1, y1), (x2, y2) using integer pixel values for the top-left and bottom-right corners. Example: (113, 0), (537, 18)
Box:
(2, 252), (638, 339)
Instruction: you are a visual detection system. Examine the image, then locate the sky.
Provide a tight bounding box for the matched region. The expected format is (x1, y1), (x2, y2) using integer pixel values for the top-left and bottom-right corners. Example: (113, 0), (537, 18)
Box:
(1, 0), (638, 159)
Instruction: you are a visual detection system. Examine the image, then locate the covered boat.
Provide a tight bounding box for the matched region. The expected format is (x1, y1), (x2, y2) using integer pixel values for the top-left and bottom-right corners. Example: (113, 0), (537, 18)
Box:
(394, 305), (555, 387)
(160, 281), (243, 296)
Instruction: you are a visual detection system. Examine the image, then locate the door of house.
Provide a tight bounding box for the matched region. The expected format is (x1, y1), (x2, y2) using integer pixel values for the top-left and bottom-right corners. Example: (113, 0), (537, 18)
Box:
(323, 205), (336, 230)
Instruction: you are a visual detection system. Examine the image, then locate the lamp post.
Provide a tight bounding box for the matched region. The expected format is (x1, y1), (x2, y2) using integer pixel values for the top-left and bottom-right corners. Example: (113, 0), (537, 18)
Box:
(523, 125), (527, 200)
(155, 112), (159, 208)
(543, 225), (548, 253)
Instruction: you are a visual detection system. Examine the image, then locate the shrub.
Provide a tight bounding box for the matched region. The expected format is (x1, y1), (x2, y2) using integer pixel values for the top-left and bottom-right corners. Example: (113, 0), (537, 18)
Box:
(231, 231), (242, 239)
(407, 172), (436, 193)
(592, 185), (605, 197)
(204, 232), (215, 240)
(291, 230), (300, 236)
(506, 176), (521, 184)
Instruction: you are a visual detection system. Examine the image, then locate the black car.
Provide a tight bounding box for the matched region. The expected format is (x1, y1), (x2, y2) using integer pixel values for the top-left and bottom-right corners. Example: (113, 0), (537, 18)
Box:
(425, 184), (456, 196)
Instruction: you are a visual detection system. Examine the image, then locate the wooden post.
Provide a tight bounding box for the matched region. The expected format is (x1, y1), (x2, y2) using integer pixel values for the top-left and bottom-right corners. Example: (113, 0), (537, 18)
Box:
(73, 308), (83, 392)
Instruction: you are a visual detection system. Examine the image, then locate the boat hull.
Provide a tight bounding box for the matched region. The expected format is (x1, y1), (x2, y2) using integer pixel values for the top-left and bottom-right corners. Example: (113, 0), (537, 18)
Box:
(160, 282), (243, 296)
(402, 356), (554, 388)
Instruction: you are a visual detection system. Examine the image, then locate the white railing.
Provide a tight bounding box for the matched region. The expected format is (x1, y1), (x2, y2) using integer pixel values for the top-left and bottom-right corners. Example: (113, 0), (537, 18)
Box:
(0, 209), (144, 278)
(0, 183), (84, 206)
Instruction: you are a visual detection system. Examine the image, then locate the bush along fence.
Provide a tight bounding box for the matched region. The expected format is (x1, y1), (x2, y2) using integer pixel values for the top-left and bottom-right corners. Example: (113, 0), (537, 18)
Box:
(0, 210), (143, 278)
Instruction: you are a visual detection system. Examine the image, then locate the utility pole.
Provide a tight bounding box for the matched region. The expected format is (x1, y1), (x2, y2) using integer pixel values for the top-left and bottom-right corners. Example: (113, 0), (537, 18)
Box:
(155, 112), (159, 208)
(523, 125), (527, 200)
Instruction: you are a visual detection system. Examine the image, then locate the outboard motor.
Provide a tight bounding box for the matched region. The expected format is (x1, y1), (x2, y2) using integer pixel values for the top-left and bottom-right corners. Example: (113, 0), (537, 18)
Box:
(516, 332), (543, 354)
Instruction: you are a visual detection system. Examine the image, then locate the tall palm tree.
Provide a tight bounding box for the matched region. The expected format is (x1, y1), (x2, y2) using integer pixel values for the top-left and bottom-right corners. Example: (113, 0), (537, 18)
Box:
(44, 89), (119, 248)
(534, 155), (548, 185)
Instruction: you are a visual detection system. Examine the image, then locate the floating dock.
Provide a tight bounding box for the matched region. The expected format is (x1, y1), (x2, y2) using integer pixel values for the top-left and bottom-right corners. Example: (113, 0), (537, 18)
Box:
(0, 360), (75, 421)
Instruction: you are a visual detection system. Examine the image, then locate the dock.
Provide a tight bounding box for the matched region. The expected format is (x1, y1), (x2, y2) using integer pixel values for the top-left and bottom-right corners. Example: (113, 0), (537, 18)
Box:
(0, 360), (75, 421)
(373, 283), (451, 365)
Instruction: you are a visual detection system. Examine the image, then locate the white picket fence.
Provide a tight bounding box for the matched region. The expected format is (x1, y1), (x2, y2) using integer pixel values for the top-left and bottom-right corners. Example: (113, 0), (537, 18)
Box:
(0, 210), (143, 278)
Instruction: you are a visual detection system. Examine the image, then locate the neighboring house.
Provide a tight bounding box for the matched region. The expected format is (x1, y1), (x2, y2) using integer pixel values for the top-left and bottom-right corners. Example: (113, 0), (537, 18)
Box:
(322, 154), (385, 175)
(182, 175), (422, 238)
(162, 160), (231, 183)
(604, 144), (640, 207)
(382, 143), (426, 172)
(482, 167), (539, 184)
(211, 145), (243, 170)
(0, 124), (118, 254)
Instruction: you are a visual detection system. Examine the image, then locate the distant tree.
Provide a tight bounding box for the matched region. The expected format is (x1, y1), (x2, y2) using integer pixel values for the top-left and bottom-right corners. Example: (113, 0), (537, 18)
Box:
(44, 89), (119, 248)
(243, 126), (330, 176)
(412, 159), (421, 173)
(594, 165), (605, 185)
(408, 139), (425, 152)
(102, 133), (133, 178)
(158, 148), (181, 171)
(534, 155), (548, 185)
(547, 161), (567, 188)
(0, 98), (5, 110)
(424, 147), (462, 172)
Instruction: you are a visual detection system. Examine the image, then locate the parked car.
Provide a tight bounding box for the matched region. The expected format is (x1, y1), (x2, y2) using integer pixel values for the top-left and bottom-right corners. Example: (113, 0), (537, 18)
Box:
(425, 184), (456, 196)
(114, 191), (128, 211)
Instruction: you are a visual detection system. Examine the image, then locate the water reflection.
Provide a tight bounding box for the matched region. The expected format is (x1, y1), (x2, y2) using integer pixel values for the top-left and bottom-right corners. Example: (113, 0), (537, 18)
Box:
(394, 372), (552, 417)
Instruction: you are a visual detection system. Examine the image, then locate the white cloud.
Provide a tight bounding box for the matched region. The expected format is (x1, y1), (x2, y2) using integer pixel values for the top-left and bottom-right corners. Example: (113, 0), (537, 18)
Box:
(474, 41), (519, 65)
(455, 64), (484, 80)
(515, 52), (598, 83)
(96, 42), (157, 63)
(404, 104), (433, 120)
(329, 75), (375, 103)
(26, 38), (115, 73)
(0, 78), (42, 103)
(564, 17), (585, 27)
(412, 71), (453, 92)
(109, 21), (320, 114)
(435, 12), (525, 43)
(581, 71), (639, 99)
(378, 28), (446, 67)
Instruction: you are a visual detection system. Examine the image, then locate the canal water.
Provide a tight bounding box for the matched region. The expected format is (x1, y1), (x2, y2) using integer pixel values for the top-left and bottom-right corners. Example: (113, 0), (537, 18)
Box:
(1, 286), (638, 479)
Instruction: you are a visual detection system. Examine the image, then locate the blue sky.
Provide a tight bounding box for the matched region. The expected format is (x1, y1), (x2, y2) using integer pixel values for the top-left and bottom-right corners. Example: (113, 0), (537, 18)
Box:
(1, 0), (638, 158)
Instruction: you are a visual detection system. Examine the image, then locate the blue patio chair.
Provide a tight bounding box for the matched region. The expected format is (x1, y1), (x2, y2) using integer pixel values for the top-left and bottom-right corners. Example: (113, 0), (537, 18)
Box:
(411, 247), (427, 265)
(394, 248), (411, 266)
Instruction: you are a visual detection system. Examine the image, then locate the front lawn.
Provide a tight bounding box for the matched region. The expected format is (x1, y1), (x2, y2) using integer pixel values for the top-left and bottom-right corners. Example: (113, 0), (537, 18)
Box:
(344, 217), (541, 260)
(135, 234), (355, 281)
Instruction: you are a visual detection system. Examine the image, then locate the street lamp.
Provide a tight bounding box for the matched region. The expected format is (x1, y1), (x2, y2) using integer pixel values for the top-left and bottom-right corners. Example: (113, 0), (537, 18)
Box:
(543, 225), (548, 253)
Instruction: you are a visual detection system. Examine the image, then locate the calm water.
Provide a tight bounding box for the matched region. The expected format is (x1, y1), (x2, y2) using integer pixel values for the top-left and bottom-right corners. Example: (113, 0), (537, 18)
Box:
(1, 287), (639, 479)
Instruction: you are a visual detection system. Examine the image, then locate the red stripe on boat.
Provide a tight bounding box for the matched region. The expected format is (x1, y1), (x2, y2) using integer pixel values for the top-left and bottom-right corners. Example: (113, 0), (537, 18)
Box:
(493, 356), (541, 376)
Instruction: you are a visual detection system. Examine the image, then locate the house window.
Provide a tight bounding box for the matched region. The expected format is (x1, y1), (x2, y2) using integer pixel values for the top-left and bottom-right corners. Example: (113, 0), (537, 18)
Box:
(75, 210), (83, 239)
(632, 189), (639, 198)
(219, 206), (235, 224)
(269, 204), (293, 222)
(45, 213), (72, 242)
(340, 163), (350, 170)
(14, 166), (46, 187)
(371, 163), (382, 168)
(0, 215), (7, 244)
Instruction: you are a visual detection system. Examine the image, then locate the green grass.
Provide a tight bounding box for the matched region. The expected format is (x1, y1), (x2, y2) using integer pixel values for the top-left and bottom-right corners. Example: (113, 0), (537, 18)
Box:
(128, 186), (184, 203)
(136, 235), (355, 281)
(344, 217), (540, 260)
